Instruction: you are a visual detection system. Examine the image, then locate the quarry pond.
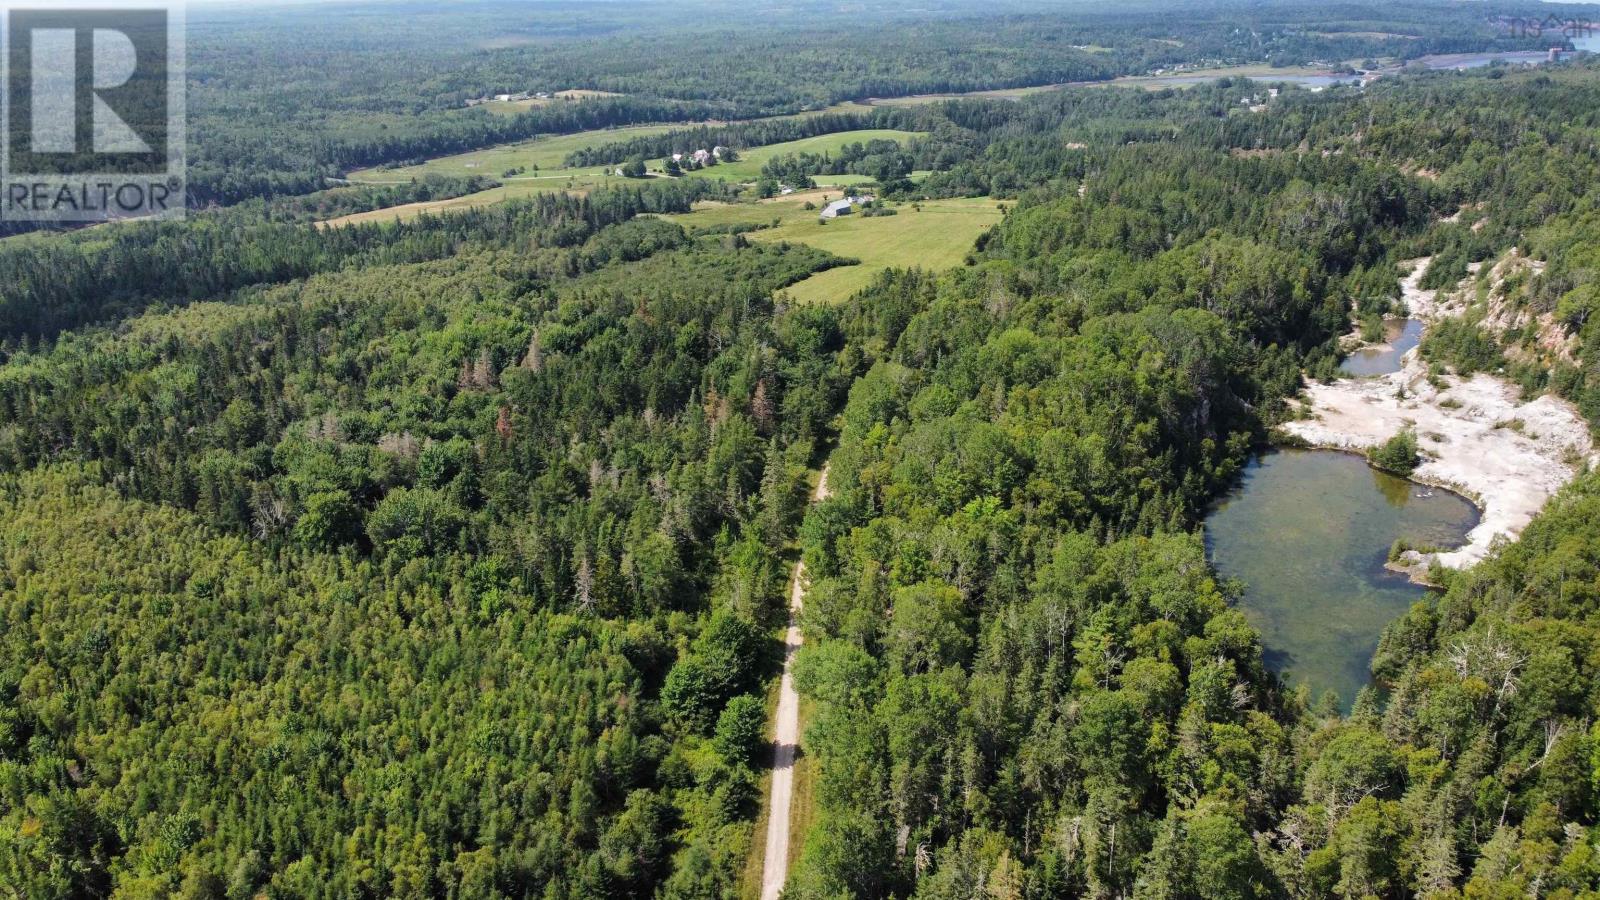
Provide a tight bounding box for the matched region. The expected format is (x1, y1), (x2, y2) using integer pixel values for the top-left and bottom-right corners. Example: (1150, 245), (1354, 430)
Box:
(1204, 449), (1479, 708)
(1339, 318), (1423, 377)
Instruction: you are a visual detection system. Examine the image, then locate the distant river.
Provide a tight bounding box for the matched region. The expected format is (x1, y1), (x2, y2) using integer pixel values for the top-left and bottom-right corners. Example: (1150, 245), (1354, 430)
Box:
(1124, 73), (1364, 89)
(1204, 450), (1478, 708)
(1414, 51), (1554, 69)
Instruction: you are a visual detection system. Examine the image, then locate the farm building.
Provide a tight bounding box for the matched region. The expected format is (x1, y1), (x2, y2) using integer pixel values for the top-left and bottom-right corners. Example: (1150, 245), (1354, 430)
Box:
(819, 194), (876, 220)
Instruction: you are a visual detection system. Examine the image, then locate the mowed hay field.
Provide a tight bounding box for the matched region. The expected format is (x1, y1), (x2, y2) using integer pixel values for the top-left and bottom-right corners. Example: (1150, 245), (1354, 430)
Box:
(664, 192), (1003, 304)
(346, 123), (684, 182)
(867, 83), (1075, 106)
(328, 128), (927, 225)
(317, 178), (614, 227)
(479, 89), (625, 116)
(677, 129), (923, 183)
(353, 126), (923, 185)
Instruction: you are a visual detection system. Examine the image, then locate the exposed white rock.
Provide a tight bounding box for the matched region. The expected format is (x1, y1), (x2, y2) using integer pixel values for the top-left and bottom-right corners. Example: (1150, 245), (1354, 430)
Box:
(1283, 258), (1596, 576)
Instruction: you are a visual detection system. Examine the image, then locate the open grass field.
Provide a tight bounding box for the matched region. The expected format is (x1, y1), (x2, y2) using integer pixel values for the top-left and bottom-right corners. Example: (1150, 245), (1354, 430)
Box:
(348, 126), (918, 191)
(333, 116), (928, 229)
(1098, 62), (1370, 90)
(319, 174), (625, 227)
(332, 127), (925, 226)
(867, 82), (1079, 106)
(320, 166), (932, 228)
(790, 100), (878, 117)
(1146, 62), (1345, 78)
(675, 129), (921, 182)
(347, 123), (684, 182)
(478, 89), (626, 116)
(664, 191), (1003, 304)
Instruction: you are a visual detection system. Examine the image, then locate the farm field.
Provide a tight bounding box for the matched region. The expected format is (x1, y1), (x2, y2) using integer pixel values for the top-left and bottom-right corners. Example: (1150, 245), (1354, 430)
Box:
(867, 82), (1079, 105)
(320, 168), (930, 228)
(1095, 62), (1373, 90)
(673, 128), (922, 182)
(347, 123), (684, 182)
(355, 126), (922, 186)
(663, 192), (1003, 304)
(320, 174), (628, 226)
(345, 124), (919, 199)
(790, 100), (877, 117)
(478, 89), (625, 116)
(331, 127), (925, 224)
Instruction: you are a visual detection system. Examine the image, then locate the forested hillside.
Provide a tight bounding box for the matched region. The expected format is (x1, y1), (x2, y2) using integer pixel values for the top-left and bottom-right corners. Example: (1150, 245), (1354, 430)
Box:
(776, 59), (1600, 900)
(0, 179), (865, 895)
(7, 2), (1600, 898)
(780, 140), (1413, 898)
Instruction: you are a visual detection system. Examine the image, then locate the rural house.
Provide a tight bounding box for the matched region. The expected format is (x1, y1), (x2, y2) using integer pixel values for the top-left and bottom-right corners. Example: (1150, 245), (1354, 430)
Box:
(819, 194), (876, 220)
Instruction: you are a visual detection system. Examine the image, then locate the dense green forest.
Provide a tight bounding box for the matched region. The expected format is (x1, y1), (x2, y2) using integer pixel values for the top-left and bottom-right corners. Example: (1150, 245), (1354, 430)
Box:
(0, 182), (855, 896)
(171, 0), (1564, 207)
(769, 57), (1600, 900)
(8, 1), (1600, 897)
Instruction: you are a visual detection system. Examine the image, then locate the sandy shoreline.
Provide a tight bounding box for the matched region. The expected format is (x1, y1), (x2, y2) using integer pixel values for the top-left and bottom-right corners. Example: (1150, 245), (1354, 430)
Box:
(1282, 259), (1596, 579)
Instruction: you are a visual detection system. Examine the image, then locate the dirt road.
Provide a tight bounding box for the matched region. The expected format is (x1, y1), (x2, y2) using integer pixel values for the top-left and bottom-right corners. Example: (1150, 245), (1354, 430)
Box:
(759, 464), (830, 900)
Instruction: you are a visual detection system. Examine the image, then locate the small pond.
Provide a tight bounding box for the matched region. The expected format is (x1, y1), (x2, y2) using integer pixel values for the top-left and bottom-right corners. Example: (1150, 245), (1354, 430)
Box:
(1204, 450), (1478, 708)
(1339, 318), (1423, 377)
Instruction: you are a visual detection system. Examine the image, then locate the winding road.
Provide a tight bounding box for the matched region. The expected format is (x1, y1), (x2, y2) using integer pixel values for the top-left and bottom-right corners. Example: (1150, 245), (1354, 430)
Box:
(759, 464), (830, 900)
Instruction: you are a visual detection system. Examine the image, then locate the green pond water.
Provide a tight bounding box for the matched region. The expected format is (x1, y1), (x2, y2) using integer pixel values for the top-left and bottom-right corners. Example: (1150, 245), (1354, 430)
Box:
(1204, 449), (1479, 707)
(1339, 318), (1422, 377)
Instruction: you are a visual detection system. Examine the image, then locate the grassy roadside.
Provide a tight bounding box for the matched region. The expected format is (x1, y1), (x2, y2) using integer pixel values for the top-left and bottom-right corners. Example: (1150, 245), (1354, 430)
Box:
(733, 674), (820, 900)
(738, 459), (830, 898)
(738, 672), (786, 899)
(784, 694), (819, 884)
